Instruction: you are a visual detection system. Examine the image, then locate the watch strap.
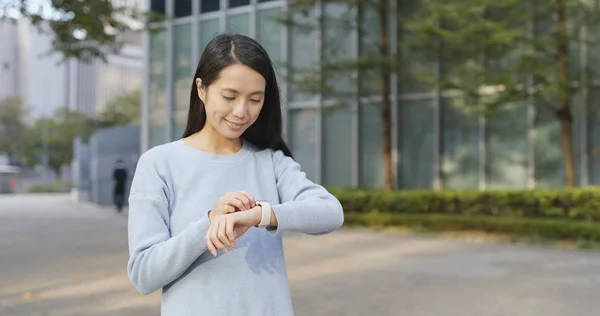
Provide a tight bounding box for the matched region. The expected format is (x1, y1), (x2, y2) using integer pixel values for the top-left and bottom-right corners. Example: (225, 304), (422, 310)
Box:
(255, 201), (272, 228)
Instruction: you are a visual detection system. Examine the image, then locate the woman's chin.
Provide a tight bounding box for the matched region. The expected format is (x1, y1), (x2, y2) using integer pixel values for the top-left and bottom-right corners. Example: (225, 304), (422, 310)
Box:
(218, 127), (245, 140)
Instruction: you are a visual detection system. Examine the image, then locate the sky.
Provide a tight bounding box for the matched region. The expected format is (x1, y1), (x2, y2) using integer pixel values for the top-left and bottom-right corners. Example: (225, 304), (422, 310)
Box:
(1, 0), (59, 20)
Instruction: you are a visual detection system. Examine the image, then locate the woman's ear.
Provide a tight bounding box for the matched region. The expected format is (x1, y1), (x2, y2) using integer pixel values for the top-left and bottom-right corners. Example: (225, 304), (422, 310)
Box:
(196, 78), (206, 102)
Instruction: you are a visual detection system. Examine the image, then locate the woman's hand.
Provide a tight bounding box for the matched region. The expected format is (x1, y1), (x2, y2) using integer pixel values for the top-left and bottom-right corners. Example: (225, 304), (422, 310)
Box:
(204, 206), (261, 256)
(209, 191), (255, 222)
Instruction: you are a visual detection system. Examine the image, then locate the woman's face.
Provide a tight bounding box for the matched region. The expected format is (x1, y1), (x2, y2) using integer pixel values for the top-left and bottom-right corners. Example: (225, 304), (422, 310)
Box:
(197, 64), (266, 140)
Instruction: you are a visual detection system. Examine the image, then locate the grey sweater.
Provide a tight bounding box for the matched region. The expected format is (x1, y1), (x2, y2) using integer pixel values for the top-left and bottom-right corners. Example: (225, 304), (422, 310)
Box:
(126, 138), (344, 316)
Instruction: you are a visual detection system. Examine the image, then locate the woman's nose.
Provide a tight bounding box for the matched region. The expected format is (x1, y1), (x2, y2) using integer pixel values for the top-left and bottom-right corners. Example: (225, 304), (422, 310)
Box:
(232, 101), (248, 118)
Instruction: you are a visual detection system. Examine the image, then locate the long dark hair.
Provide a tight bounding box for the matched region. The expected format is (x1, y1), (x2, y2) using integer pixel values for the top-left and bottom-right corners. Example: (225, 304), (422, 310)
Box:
(182, 33), (292, 158)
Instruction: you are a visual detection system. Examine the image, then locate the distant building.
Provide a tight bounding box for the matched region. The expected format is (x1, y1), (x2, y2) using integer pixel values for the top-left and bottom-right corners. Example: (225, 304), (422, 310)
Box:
(123, 0), (600, 189)
(0, 10), (143, 120)
(66, 41), (143, 116)
(0, 19), (21, 104)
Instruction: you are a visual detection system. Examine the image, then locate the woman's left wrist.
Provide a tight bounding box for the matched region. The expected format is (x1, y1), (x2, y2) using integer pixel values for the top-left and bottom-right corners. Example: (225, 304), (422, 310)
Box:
(252, 205), (262, 226)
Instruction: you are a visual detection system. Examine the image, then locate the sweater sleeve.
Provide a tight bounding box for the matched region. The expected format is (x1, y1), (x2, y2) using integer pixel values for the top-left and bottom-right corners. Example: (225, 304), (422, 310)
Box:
(126, 152), (211, 295)
(268, 149), (344, 235)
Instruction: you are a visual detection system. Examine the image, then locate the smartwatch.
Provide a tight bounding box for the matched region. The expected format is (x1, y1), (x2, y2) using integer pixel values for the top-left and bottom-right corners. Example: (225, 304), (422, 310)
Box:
(255, 200), (272, 228)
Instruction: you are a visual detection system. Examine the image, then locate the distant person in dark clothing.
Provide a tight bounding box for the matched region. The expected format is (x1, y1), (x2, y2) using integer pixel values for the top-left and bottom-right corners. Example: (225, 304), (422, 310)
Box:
(113, 158), (128, 212)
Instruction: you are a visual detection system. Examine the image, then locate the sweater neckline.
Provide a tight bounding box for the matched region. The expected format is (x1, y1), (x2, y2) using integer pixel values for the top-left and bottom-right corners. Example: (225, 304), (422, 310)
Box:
(175, 138), (250, 162)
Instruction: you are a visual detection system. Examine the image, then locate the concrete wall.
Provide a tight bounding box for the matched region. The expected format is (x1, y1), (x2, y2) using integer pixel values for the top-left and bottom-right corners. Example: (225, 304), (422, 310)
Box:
(89, 124), (140, 205)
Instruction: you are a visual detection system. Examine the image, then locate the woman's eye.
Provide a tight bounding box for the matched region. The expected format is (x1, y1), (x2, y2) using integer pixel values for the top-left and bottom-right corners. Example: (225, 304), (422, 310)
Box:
(251, 99), (261, 103)
(222, 96), (234, 101)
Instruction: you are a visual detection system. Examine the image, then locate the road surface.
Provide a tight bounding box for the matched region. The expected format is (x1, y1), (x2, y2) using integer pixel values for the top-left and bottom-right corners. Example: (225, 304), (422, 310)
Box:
(2, 194), (600, 315)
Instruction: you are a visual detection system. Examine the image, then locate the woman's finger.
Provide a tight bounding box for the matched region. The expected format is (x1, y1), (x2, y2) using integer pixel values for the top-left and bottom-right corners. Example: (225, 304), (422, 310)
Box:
(238, 190), (255, 208)
(226, 197), (246, 211)
(233, 192), (252, 210)
(205, 222), (217, 256)
(217, 216), (233, 250)
(224, 204), (235, 213)
(225, 214), (236, 249)
(209, 219), (227, 255)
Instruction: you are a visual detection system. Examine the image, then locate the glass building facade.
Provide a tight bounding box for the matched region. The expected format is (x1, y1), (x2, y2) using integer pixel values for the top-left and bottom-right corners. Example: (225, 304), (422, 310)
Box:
(142, 0), (600, 190)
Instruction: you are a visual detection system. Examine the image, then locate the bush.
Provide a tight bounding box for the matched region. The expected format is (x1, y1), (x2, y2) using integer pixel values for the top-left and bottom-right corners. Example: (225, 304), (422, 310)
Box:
(328, 186), (600, 221)
(327, 186), (600, 241)
(27, 181), (72, 193)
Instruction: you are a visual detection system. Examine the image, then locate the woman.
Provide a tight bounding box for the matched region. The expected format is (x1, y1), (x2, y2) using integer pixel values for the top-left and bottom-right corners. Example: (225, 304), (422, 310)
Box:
(126, 33), (344, 316)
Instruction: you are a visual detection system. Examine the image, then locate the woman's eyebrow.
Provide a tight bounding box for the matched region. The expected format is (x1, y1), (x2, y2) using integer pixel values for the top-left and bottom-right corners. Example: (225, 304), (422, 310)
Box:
(222, 88), (264, 95)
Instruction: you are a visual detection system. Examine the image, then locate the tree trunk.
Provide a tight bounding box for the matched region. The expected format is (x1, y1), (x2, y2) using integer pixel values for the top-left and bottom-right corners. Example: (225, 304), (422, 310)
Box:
(556, 0), (575, 187)
(379, 0), (393, 190)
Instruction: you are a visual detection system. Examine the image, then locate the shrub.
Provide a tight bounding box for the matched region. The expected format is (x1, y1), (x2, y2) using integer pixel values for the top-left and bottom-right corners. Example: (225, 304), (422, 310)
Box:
(27, 181), (72, 193)
(327, 186), (600, 242)
(328, 186), (600, 221)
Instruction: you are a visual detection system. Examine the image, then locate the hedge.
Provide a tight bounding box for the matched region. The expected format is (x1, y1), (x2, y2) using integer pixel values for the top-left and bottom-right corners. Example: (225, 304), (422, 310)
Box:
(27, 181), (72, 193)
(328, 186), (600, 221)
(327, 186), (600, 241)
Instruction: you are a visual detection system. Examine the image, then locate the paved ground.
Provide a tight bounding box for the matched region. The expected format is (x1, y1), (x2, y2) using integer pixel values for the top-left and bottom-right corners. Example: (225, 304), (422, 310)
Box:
(1, 194), (600, 316)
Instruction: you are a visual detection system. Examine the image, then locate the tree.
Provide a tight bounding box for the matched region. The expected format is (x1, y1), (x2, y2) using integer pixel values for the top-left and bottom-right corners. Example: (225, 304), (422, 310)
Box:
(97, 89), (141, 127)
(0, 96), (27, 164)
(406, 0), (600, 187)
(0, 0), (162, 62)
(17, 89), (139, 173)
(281, 0), (399, 190)
(20, 107), (99, 175)
(378, 0), (393, 190)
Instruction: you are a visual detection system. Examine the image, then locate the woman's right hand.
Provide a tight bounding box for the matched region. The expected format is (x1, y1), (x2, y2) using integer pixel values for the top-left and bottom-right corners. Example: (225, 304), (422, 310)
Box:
(205, 206), (262, 256)
(208, 191), (255, 222)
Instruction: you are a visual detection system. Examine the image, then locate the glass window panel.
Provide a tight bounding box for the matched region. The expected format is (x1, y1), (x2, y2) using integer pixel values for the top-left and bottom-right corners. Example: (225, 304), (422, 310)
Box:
(440, 97), (479, 189)
(323, 105), (353, 187)
(150, 126), (166, 148)
(488, 103), (528, 189)
(174, 114), (187, 140)
(399, 98), (434, 189)
(150, 115), (167, 148)
(534, 101), (581, 188)
(566, 4), (588, 80)
(572, 90), (584, 185)
(401, 51), (434, 94)
(590, 88), (600, 184)
(568, 41), (580, 80)
(590, 21), (600, 81)
(358, 2), (380, 97)
(149, 31), (167, 117)
(151, 0), (166, 15)
(174, 0), (192, 17)
(290, 9), (318, 102)
(174, 24), (193, 112)
(258, 0), (276, 2)
(201, 0), (219, 13)
(199, 19), (220, 55)
(359, 102), (384, 188)
(398, 0), (436, 94)
(229, 0), (250, 8)
(227, 13), (250, 36)
(323, 3), (355, 101)
(358, 2), (378, 54)
(257, 8), (283, 68)
(289, 109), (317, 181)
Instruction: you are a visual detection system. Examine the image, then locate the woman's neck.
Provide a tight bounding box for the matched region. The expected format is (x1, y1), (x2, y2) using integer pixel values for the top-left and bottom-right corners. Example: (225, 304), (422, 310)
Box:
(184, 127), (242, 155)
